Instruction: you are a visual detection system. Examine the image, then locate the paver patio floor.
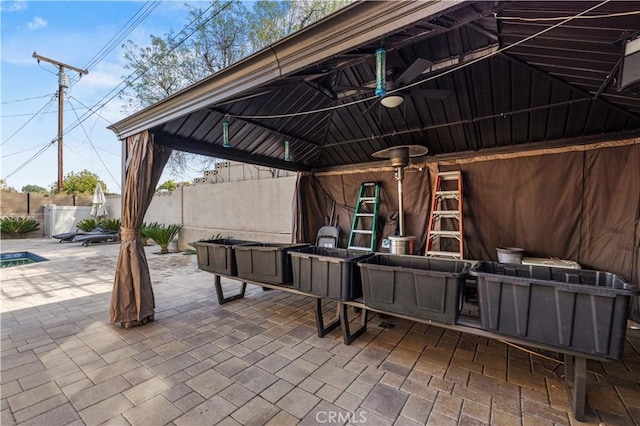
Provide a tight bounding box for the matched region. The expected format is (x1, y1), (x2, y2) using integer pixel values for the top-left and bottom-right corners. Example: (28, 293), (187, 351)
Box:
(2, 238), (639, 425)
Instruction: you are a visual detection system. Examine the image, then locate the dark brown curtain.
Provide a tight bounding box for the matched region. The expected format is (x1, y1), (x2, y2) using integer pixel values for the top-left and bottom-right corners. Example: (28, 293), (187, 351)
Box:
(455, 152), (583, 262)
(110, 131), (172, 326)
(579, 144), (640, 322)
(293, 166), (431, 253)
(293, 142), (640, 321)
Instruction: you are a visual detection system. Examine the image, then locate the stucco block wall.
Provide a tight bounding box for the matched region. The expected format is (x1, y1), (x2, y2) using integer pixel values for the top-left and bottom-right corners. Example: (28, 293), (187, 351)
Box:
(144, 191), (183, 225)
(102, 177), (296, 249)
(180, 176), (296, 247)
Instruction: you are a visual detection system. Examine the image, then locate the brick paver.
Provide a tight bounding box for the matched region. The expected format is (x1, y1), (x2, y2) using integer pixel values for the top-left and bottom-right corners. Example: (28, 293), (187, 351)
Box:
(1, 238), (640, 425)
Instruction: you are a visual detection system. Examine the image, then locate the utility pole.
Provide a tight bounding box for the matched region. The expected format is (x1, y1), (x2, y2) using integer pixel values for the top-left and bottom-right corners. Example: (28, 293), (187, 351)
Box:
(32, 52), (88, 193)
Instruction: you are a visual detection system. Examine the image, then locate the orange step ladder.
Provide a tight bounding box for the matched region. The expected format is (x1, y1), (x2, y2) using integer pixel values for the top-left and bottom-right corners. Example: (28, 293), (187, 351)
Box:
(425, 171), (464, 259)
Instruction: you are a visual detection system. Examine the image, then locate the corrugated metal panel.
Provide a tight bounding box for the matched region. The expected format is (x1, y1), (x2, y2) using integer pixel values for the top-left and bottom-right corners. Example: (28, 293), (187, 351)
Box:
(149, 1), (640, 171)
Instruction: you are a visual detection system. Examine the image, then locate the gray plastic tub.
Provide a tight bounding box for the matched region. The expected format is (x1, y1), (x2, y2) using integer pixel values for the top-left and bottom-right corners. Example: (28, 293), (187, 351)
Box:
(234, 243), (309, 285)
(290, 246), (372, 301)
(194, 239), (258, 276)
(358, 254), (472, 324)
(470, 261), (640, 359)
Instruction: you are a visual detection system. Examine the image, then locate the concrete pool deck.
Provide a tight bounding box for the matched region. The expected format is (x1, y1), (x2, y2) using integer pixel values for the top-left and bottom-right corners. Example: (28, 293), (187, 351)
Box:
(1, 238), (639, 425)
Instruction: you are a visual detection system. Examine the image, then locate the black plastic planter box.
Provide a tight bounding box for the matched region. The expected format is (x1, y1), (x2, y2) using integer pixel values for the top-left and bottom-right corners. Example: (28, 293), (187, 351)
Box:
(470, 262), (639, 359)
(358, 254), (472, 324)
(194, 239), (258, 276)
(290, 246), (373, 301)
(234, 243), (309, 285)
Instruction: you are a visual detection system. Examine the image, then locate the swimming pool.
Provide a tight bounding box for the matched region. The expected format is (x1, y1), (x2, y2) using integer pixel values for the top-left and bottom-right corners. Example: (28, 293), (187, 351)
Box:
(0, 252), (49, 268)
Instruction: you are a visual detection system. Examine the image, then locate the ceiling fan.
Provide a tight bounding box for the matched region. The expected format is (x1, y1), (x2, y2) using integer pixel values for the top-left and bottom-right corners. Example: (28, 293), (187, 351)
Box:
(335, 56), (450, 114)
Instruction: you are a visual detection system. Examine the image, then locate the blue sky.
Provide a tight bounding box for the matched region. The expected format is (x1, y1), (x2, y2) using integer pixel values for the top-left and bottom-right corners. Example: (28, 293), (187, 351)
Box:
(1, 0), (209, 193)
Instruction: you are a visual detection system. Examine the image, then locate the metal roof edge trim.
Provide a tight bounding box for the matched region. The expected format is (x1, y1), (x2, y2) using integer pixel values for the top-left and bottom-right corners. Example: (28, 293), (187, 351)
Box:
(108, 0), (466, 140)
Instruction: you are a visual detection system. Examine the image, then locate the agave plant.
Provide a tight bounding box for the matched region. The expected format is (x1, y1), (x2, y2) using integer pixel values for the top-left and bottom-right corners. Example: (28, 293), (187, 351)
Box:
(144, 223), (184, 254)
(0, 216), (40, 238)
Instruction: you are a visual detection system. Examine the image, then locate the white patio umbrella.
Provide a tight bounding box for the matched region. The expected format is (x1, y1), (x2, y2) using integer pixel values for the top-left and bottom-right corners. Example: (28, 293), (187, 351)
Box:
(90, 183), (108, 217)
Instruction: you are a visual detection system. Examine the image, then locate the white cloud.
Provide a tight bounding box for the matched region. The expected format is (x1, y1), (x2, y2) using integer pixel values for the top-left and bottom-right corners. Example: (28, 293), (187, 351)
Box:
(73, 61), (125, 94)
(1, 1), (27, 13)
(27, 16), (47, 31)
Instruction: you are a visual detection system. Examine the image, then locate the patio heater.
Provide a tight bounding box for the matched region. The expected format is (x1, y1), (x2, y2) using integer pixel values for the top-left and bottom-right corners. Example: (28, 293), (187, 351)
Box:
(372, 145), (428, 255)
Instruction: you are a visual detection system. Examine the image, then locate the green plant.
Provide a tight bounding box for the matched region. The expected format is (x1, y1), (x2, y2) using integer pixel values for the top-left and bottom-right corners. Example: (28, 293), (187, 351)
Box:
(76, 218), (101, 232)
(144, 223), (184, 254)
(100, 218), (121, 233)
(140, 222), (160, 246)
(0, 216), (40, 238)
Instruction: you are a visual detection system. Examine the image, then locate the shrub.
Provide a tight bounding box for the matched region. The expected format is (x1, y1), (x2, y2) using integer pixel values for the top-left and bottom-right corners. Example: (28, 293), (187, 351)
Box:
(76, 218), (120, 233)
(76, 218), (101, 232)
(100, 218), (121, 233)
(140, 222), (160, 246)
(0, 216), (40, 238)
(144, 223), (183, 254)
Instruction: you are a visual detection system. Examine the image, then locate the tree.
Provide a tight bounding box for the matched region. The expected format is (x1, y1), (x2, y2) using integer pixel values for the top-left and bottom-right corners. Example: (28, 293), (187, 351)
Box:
(249, 1), (350, 51)
(51, 170), (107, 195)
(157, 180), (177, 191)
(21, 184), (48, 194)
(120, 0), (349, 176)
(0, 179), (18, 193)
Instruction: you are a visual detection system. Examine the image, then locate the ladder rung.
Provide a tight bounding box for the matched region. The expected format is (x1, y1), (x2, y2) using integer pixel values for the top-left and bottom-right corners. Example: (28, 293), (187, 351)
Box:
(348, 246), (373, 251)
(427, 251), (461, 258)
(435, 191), (459, 198)
(352, 230), (373, 234)
(438, 171), (460, 180)
(433, 211), (460, 218)
(429, 230), (460, 237)
(356, 213), (374, 217)
(360, 197), (376, 201)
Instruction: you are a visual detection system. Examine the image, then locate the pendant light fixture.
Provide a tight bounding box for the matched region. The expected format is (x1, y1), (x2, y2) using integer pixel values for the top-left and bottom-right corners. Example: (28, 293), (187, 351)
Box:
(284, 140), (290, 161)
(222, 119), (230, 148)
(375, 47), (387, 97)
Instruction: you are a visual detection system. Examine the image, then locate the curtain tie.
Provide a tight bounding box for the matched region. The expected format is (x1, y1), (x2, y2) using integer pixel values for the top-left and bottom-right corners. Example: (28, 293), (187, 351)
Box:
(120, 227), (140, 241)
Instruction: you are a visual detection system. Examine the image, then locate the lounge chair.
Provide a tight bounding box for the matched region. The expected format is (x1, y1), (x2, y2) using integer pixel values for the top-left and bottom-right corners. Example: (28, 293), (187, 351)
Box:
(52, 227), (105, 242)
(72, 231), (120, 246)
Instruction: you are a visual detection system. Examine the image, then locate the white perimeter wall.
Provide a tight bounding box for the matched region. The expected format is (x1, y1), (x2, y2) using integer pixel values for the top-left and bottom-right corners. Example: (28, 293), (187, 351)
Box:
(105, 176), (297, 249)
(44, 206), (93, 237)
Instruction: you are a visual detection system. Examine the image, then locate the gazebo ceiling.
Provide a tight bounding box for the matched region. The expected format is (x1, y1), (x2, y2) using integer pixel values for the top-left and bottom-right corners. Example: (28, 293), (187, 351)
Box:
(109, 1), (640, 172)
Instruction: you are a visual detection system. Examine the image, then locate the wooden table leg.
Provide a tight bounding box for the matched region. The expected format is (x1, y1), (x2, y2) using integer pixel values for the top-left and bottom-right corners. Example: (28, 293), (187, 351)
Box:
(214, 275), (247, 304)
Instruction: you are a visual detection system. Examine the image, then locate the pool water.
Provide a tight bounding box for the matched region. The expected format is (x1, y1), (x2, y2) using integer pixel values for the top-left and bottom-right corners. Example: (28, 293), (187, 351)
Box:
(0, 252), (48, 268)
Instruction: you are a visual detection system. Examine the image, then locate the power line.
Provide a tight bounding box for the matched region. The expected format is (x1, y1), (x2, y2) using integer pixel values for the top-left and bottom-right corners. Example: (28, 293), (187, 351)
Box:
(67, 95), (113, 125)
(1, 94), (57, 145)
(1, 144), (49, 158)
(68, 98), (121, 189)
(4, 1), (230, 184)
(1, 93), (56, 104)
(3, 141), (56, 180)
(68, 1), (161, 87)
(62, 1), (232, 140)
(1, 103), (89, 118)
